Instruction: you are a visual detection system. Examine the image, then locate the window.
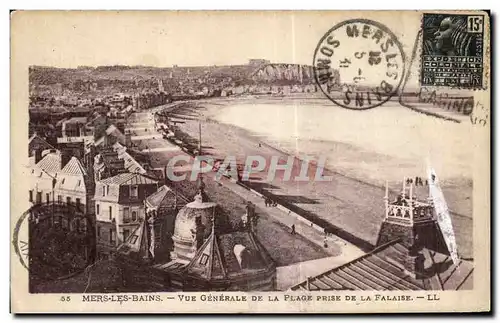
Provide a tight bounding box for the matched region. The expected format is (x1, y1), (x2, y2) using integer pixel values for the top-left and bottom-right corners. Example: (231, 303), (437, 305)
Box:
(130, 185), (138, 198)
(109, 206), (112, 220)
(131, 211), (137, 222)
(123, 207), (130, 223)
(36, 192), (42, 204)
(97, 226), (101, 238)
(109, 229), (116, 244)
(76, 198), (81, 211)
(62, 218), (69, 230)
(123, 229), (130, 242)
(66, 196), (71, 205)
(61, 178), (65, 184)
(77, 180), (81, 186)
(106, 185), (110, 195)
(46, 193), (50, 204)
(57, 195), (62, 203)
(29, 190), (33, 202)
(102, 186), (105, 197)
(96, 204), (100, 215)
(199, 253), (209, 266)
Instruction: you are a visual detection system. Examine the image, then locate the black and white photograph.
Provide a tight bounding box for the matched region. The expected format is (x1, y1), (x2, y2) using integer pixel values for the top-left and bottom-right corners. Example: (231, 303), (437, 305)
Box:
(10, 10), (490, 313)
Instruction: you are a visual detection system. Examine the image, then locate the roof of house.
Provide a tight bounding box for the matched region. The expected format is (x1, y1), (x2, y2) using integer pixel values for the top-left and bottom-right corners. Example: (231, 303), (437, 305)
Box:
(35, 151), (87, 176)
(185, 229), (275, 280)
(95, 125), (126, 146)
(32, 151), (88, 192)
(28, 134), (54, 154)
(145, 185), (189, 210)
(61, 156), (88, 176)
(112, 143), (147, 175)
(289, 239), (473, 291)
(98, 172), (158, 186)
(117, 219), (148, 258)
(35, 151), (62, 174)
(63, 117), (88, 125)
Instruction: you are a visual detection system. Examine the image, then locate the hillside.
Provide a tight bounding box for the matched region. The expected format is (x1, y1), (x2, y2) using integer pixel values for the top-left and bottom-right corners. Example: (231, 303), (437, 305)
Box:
(29, 63), (325, 96)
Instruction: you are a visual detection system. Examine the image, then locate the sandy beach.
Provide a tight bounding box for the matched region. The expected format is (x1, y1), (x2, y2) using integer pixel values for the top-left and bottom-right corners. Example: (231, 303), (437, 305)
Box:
(168, 96), (474, 259)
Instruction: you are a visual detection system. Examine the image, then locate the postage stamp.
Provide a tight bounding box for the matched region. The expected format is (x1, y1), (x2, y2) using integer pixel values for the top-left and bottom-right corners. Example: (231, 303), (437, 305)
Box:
(313, 19), (405, 110)
(421, 13), (485, 88)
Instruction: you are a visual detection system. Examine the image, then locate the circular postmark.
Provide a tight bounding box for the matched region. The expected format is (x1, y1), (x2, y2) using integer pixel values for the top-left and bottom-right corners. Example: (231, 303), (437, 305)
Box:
(313, 19), (406, 110)
(12, 202), (97, 282)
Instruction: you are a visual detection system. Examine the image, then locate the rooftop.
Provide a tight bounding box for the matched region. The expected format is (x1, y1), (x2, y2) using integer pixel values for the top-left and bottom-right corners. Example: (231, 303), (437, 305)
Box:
(185, 230), (276, 280)
(98, 172), (158, 186)
(145, 185), (189, 210)
(289, 239), (473, 291)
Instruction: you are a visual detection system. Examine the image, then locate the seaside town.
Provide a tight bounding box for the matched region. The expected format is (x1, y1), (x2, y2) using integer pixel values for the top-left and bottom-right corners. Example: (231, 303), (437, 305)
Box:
(26, 60), (473, 293)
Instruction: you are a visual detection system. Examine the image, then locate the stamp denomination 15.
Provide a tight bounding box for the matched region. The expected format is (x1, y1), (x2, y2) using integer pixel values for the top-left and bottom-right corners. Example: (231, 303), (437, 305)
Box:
(313, 19), (405, 110)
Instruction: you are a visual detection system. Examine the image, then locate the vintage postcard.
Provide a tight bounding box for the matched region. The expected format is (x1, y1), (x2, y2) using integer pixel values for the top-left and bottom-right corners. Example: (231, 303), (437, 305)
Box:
(10, 10), (490, 313)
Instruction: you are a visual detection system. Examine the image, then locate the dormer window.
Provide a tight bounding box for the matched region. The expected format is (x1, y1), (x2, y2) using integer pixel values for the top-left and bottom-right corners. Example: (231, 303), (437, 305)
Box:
(199, 253), (209, 266)
(130, 185), (138, 198)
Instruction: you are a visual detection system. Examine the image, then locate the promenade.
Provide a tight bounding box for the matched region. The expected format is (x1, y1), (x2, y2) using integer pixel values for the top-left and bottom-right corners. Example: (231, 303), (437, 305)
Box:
(125, 107), (335, 267)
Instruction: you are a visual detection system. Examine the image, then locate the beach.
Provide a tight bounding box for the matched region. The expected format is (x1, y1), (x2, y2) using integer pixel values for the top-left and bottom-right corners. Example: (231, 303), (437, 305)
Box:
(170, 96), (474, 258)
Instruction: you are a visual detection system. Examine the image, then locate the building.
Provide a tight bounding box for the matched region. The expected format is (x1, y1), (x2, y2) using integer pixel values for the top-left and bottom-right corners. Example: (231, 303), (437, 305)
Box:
(289, 181), (473, 291)
(28, 149), (94, 216)
(115, 180), (277, 292)
(93, 145), (127, 182)
(144, 185), (189, 264)
(180, 226), (276, 291)
(170, 187), (218, 263)
(94, 172), (159, 259)
(111, 142), (148, 175)
(94, 125), (127, 147)
(57, 117), (94, 143)
(28, 133), (54, 157)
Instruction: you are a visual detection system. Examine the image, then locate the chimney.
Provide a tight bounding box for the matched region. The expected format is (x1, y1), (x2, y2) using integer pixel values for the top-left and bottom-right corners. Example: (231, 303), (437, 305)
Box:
(61, 149), (72, 170)
(34, 149), (43, 164)
(125, 131), (132, 147)
(397, 233), (426, 279)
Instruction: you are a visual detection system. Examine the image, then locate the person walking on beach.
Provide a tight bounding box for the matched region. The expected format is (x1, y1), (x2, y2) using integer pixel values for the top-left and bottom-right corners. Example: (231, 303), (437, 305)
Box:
(291, 224), (296, 235)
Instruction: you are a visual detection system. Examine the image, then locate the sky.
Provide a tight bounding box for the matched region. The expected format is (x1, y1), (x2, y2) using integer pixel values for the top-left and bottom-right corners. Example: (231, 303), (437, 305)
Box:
(11, 11), (419, 68)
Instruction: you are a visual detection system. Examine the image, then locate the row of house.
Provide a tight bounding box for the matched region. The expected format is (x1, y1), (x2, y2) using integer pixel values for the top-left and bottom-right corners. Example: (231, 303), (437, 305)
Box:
(27, 111), (278, 291)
